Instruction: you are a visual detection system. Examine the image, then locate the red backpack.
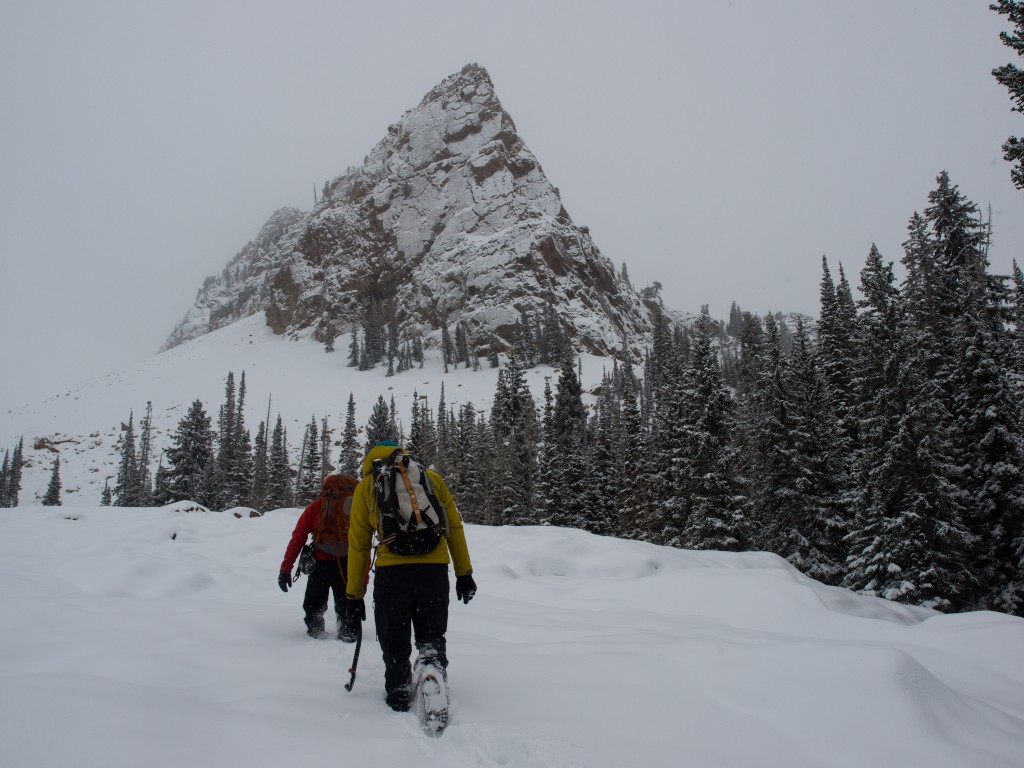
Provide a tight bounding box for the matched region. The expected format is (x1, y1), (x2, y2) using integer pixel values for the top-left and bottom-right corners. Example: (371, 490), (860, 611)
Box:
(314, 474), (359, 557)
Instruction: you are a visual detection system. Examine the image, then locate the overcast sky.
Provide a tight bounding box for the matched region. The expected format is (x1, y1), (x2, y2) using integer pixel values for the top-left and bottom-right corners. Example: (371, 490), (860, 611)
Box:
(1, 0), (1021, 408)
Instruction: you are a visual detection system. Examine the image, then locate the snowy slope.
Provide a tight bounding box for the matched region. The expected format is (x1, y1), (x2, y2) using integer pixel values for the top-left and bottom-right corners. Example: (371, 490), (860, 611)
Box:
(1, 508), (1022, 768)
(0, 313), (604, 506)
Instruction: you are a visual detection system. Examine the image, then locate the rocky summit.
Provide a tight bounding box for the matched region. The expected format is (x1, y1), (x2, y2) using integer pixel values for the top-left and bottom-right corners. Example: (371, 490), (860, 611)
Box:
(162, 64), (653, 358)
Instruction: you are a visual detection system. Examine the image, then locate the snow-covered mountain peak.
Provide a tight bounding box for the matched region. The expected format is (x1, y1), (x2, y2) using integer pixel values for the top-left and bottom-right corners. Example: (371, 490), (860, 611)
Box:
(163, 63), (653, 358)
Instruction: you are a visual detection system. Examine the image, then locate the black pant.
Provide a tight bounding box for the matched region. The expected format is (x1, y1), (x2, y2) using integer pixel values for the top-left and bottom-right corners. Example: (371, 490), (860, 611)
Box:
(373, 563), (449, 701)
(303, 557), (348, 633)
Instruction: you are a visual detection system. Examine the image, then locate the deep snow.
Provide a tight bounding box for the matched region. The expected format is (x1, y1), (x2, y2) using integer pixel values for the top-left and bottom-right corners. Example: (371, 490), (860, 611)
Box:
(3, 314), (1024, 766)
(1, 505), (1022, 767)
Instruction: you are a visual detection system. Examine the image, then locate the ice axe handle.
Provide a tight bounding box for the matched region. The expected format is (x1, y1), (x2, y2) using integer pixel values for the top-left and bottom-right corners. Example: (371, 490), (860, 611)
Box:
(344, 623), (363, 692)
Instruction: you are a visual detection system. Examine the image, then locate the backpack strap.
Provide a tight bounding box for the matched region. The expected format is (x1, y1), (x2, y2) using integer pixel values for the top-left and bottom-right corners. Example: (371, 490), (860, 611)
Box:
(394, 457), (424, 528)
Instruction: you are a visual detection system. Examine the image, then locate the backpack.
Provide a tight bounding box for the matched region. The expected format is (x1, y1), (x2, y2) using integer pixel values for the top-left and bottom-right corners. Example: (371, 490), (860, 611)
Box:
(372, 449), (448, 556)
(313, 474), (358, 557)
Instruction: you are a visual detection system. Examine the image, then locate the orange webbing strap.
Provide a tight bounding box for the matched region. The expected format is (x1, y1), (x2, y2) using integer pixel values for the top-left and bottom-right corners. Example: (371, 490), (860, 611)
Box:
(395, 461), (423, 526)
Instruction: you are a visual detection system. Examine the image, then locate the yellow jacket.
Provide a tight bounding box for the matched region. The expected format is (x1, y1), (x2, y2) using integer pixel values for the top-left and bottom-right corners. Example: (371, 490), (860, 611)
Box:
(346, 443), (473, 600)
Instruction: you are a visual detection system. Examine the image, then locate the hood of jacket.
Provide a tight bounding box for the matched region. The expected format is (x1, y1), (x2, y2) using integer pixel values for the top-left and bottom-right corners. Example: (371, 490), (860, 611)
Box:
(361, 443), (403, 479)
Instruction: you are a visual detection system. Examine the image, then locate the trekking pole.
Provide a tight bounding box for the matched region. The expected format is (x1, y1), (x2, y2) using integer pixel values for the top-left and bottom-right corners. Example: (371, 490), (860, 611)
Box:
(344, 622), (363, 692)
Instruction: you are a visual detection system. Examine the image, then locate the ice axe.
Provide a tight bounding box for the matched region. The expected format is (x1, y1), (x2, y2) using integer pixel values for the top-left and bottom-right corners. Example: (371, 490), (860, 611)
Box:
(344, 623), (362, 692)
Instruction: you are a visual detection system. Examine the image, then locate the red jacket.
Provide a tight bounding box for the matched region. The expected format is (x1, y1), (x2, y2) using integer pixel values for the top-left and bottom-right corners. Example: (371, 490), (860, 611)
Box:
(279, 499), (339, 573)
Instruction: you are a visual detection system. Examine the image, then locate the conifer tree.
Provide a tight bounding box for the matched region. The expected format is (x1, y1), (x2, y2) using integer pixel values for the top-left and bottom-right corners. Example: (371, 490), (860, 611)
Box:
(0, 450), (9, 508)
(817, 258), (858, 444)
(844, 322), (975, 610)
(586, 372), (622, 536)
(113, 412), (139, 506)
(265, 415), (293, 510)
(679, 316), (745, 551)
(42, 457), (62, 506)
(617, 372), (651, 540)
(490, 352), (539, 524)
(543, 355), (588, 529)
(164, 400), (214, 505)
(783, 318), (849, 582)
(387, 310), (400, 367)
(231, 372), (253, 507)
(540, 304), (568, 366)
(320, 416), (333, 478)
(646, 326), (688, 546)
(918, 175), (1024, 611)
(991, 0), (1024, 189)
(10, 438), (23, 507)
(408, 392), (438, 469)
(348, 329), (360, 368)
(516, 310), (538, 368)
(434, 383), (450, 476)
(1012, 260), (1024, 378)
(100, 478), (112, 506)
(441, 322), (454, 370)
(365, 396), (397, 452)
(534, 377), (556, 525)
(136, 401), (154, 506)
(448, 402), (480, 512)
(363, 300), (385, 367)
(743, 314), (803, 557)
(845, 245), (975, 610)
(294, 416), (322, 507)
(473, 411), (498, 524)
(454, 321), (470, 367)
(250, 420), (269, 511)
(339, 394), (361, 476)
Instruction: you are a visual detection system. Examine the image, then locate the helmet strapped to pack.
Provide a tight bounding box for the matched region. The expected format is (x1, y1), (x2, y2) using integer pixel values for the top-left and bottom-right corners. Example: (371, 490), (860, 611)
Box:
(372, 448), (448, 556)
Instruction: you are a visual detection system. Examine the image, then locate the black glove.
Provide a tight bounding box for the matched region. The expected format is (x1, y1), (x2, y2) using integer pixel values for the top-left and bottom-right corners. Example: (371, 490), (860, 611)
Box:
(455, 573), (477, 604)
(348, 597), (366, 622)
(278, 571), (292, 593)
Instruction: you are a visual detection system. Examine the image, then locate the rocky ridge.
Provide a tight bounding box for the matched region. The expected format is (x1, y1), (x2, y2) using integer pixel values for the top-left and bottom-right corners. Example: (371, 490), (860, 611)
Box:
(163, 64), (653, 358)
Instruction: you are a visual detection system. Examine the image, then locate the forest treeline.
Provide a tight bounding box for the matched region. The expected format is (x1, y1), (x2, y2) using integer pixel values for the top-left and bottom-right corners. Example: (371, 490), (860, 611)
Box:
(42, 172), (1023, 617)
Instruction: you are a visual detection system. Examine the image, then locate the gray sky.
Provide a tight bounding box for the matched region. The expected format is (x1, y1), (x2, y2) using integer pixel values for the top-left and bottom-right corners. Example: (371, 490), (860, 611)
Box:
(1, 0), (1021, 407)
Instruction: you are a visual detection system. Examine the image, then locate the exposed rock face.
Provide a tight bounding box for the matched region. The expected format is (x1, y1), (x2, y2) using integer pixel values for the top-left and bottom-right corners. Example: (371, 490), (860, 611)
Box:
(163, 64), (653, 357)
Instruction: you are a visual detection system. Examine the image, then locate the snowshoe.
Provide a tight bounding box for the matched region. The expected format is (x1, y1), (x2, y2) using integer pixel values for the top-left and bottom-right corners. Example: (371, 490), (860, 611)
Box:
(415, 662), (449, 736)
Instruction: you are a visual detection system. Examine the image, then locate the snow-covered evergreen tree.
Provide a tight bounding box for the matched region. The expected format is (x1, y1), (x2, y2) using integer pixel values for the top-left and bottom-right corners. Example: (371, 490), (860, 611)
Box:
(783, 317), (849, 582)
(489, 352), (539, 525)
(42, 457), (62, 506)
(113, 412), (139, 506)
(743, 314), (803, 558)
(136, 401), (154, 506)
(339, 394), (361, 476)
(991, 0), (1024, 189)
(679, 316), (745, 552)
(845, 244), (975, 611)
(543, 355), (588, 530)
(617, 370), (651, 540)
(0, 450), (9, 508)
(250, 420), (269, 511)
(364, 395), (397, 452)
(585, 371), (622, 537)
(347, 329), (359, 368)
(164, 400), (214, 505)
(441, 322), (454, 370)
(265, 415), (293, 510)
(295, 416), (322, 507)
(320, 416), (333, 478)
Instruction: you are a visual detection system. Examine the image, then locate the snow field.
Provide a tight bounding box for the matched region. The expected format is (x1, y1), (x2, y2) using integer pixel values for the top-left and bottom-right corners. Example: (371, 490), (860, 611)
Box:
(1, 506), (1022, 768)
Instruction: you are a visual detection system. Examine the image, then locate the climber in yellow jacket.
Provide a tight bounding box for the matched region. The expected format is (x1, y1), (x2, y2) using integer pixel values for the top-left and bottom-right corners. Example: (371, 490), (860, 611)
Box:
(345, 441), (476, 712)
